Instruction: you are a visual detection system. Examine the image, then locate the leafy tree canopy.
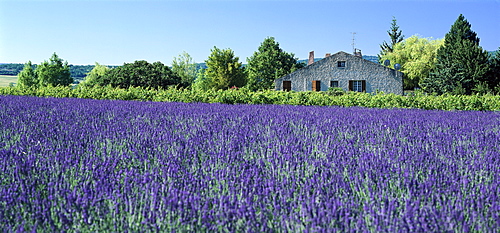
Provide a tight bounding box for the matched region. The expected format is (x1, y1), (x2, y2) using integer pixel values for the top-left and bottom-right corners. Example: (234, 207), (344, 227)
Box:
(191, 69), (211, 91)
(102, 60), (182, 89)
(17, 61), (38, 88)
(380, 35), (444, 90)
(79, 62), (110, 87)
(171, 52), (197, 88)
(246, 37), (304, 91)
(485, 47), (500, 93)
(204, 47), (246, 90)
(36, 53), (73, 87)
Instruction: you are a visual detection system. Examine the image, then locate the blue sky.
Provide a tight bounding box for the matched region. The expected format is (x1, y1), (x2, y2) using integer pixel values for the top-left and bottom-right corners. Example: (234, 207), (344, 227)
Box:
(0, 0), (498, 65)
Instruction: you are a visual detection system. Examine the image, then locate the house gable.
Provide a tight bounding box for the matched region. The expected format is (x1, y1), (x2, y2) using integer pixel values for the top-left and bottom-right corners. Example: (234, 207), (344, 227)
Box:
(275, 51), (403, 95)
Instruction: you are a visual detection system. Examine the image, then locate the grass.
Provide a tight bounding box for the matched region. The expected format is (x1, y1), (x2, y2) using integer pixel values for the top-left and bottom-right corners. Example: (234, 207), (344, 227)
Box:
(0, 75), (17, 87)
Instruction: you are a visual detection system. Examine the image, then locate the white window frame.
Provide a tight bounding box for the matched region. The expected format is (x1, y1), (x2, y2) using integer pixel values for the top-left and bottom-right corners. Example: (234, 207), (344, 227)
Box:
(353, 80), (363, 92)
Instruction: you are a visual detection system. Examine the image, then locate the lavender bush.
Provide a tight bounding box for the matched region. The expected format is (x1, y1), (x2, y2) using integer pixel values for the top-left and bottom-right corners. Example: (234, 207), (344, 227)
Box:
(0, 95), (499, 232)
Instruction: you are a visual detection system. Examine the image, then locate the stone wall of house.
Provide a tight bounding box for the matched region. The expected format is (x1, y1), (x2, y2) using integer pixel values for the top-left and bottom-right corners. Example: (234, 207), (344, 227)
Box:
(275, 51), (403, 95)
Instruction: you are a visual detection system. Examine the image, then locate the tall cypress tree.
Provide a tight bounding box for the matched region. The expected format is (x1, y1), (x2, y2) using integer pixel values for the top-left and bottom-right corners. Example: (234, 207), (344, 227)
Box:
(421, 14), (490, 94)
(379, 16), (404, 59)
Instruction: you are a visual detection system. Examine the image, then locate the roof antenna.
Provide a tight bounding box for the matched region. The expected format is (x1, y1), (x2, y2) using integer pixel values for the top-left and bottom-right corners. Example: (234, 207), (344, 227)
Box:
(351, 32), (356, 54)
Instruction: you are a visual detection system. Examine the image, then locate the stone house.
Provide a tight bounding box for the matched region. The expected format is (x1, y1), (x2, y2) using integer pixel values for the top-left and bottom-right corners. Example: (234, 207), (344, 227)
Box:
(275, 51), (403, 95)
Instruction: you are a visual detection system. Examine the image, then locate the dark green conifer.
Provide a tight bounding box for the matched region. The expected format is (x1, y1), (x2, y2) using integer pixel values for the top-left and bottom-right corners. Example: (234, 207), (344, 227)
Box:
(421, 14), (490, 94)
(485, 48), (500, 93)
(379, 16), (404, 59)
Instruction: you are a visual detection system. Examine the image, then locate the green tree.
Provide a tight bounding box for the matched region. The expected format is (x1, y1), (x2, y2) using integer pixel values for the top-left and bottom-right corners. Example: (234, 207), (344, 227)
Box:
(79, 62), (110, 87)
(17, 61), (38, 88)
(380, 35), (444, 90)
(103, 60), (181, 89)
(192, 68), (212, 91)
(379, 16), (404, 59)
(421, 14), (490, 95)
(205, 47), (246, 90)
(171, 51), (197, 87)
(246, 37), (304, 91)
(485, 47), (500, 93)
(36, 53), (73, 87)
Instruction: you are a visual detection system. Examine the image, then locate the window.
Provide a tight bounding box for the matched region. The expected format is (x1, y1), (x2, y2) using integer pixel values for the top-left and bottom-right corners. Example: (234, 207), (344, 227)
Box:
(282, 81), (291, 91)
(330, 81), (339, 88)
(312, 80), (321, 91)
(349, 80), (366, 92)
(337, 61), (346, 68)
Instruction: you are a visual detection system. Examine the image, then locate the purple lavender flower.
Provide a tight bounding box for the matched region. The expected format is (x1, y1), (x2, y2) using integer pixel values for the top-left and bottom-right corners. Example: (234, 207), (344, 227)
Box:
(0, 95), (499, 231)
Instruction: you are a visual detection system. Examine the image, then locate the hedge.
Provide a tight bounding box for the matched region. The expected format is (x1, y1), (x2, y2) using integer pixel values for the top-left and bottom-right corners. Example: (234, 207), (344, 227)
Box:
(1, 85), (499, 111)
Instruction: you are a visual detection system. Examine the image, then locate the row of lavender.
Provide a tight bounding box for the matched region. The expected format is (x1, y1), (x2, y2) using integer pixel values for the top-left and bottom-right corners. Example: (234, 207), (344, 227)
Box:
(0, 95), (499, 231)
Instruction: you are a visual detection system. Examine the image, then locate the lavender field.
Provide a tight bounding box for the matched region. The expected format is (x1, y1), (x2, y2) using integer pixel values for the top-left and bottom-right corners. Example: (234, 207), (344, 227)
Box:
(0, 95), (499, 232)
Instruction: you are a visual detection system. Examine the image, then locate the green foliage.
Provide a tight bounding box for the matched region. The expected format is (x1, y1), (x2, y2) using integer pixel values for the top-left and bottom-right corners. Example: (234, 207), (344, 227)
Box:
(325, 87), (346, 96)
(485, 47), (500, 93)
(68, 64), (97, 79)
(472, 81), (493, 95)
(171, 51), (197, 87)
(79, 62), (110, 88)
(204, 47), (246, 90)
(379, 16), (404, 58)
(380, 35), (444, 90)
(0, 63), (118, 80)
(1, 85), (499, 111)
(450, 82), (467, 95)
(246, 37), (304, 91)
(422, 14), (490, 95)
(101, 60), (182, 89)
(36, 53), (73, 87)
(191, 69), (212, 91)
(17, 61), (38, 88)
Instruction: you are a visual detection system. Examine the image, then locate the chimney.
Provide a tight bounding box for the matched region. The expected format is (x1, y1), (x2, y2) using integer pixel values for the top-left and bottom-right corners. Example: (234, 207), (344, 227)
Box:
(325, 53), (331, 58)
(354, 48), (362, 57)
(308, 51), (314, 65)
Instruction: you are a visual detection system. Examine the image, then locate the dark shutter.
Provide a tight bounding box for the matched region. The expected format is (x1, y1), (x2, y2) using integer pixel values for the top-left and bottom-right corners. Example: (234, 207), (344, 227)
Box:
(283, 81), (291, 91)
(348, 80), (353, 91)
(361, 80), (366, 92)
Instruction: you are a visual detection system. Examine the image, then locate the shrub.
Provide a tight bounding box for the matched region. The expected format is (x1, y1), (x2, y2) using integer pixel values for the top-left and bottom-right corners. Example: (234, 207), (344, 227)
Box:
(1, 85), (499, 111)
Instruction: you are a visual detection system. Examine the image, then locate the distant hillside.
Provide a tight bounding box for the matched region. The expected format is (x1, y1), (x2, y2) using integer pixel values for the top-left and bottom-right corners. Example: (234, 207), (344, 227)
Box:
(362, 55), (380, 64)
(0, 63), (24, 75)
(297, 55), (379, 65)
(0, 55), (381, 75)
(2, 51), (496, 75)
(0, 63), (118, 78)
